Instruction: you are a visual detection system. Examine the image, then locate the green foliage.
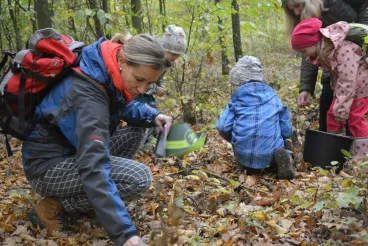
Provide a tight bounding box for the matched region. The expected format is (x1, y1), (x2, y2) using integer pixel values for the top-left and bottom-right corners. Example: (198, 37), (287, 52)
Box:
(292, 163), (368, 218)
(312, 201), (325, 212)
(336, 187), (362, 209)
(0, 0), (290, 123)
(341, 149), (352, 159)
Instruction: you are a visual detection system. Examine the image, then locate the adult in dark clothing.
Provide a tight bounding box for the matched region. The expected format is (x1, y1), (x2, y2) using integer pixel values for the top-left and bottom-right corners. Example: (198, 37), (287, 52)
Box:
(23, 33), (173, 246)
(283, 0), (368, 132)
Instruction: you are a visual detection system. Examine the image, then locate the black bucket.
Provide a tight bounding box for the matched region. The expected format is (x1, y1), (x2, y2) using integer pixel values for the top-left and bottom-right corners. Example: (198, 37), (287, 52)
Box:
(303, 129), (354, 170)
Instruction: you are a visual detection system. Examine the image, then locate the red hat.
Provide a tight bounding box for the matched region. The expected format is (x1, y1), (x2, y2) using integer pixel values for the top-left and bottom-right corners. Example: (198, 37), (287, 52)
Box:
(291, 18), (323, 50)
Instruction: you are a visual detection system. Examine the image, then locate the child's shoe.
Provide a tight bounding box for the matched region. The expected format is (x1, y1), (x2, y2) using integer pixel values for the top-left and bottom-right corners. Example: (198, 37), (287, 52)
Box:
(274, 148), (295, 180)
(236, 162), (245, 173)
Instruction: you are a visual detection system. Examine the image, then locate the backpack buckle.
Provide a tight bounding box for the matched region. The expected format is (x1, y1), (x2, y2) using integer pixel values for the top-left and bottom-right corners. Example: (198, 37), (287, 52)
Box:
(11, 62), (21, 74)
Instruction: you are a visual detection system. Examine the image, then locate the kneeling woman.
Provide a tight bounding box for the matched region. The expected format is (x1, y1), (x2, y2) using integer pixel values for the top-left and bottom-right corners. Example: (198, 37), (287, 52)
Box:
(23, 33), (172, 246)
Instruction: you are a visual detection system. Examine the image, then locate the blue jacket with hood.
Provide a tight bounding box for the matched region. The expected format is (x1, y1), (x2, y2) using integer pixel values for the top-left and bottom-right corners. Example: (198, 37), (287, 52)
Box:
(216, 82), (293, 169)
(22, 38), (159, 245)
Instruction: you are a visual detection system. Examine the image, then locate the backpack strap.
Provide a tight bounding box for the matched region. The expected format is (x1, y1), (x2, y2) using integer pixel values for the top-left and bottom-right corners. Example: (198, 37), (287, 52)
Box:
(0, 51), (16, 71)
(4, 134), (13, 157)
(71, 69), (110, 103)
(18, 68), (27, 130)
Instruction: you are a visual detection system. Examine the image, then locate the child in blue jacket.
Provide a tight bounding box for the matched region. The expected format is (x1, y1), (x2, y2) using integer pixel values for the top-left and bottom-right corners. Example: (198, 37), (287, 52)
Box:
(216, 56), (295, 180)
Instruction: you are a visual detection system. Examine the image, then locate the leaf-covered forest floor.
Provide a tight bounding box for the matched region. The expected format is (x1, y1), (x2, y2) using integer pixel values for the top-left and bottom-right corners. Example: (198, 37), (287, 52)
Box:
(1, 54), (368, 246)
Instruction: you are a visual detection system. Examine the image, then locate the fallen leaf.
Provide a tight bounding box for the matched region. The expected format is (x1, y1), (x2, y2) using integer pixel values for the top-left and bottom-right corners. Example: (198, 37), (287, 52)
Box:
(254, 211), (267, 222)
(266, 220), (287, 235)
(280, 219), (293, 231)
(256, 197), (276, 206)
(19, 233), (36, 242)
(222, 240), (235, 246)
(245, 175), (257, 187)
(149, 203), (159, 214)
(185, 175), (201, 181)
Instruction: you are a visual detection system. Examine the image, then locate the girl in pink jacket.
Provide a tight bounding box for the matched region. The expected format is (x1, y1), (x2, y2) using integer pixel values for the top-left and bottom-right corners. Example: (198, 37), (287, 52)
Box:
(291, 18), (368, 137)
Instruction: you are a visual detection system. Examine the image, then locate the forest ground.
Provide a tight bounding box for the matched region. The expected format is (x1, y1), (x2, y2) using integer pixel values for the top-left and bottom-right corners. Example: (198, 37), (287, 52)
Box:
(1, 53), (368, 246)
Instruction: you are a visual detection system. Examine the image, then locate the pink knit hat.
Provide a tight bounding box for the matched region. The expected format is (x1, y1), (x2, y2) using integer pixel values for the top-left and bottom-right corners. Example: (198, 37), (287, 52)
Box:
(291, 18), (323, 50)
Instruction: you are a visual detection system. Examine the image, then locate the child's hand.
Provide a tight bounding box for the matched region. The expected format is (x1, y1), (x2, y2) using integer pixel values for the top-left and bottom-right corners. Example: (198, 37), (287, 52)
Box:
(156, 87), (166, 97)
(335, 116), (346, 123)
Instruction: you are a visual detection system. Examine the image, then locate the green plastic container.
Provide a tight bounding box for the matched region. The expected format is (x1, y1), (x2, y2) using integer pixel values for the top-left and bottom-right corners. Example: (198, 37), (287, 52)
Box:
(155, 123), (207, 158)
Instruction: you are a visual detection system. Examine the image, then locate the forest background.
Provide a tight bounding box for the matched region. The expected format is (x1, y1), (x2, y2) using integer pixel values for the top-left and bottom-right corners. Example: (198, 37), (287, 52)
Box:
(1, 0), (368, 245)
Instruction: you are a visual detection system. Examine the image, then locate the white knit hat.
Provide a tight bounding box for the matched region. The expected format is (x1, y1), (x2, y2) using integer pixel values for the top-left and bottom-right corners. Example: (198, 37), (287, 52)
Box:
(229, 56), (264, 86)
(161, 25), (187, 55)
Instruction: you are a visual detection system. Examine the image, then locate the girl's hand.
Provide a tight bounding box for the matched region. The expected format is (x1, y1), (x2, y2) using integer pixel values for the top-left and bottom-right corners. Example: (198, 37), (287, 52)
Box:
(335, 116), (346, 123)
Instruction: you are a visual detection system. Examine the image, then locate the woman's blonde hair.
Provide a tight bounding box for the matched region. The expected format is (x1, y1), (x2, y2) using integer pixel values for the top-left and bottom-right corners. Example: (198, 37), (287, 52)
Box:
(111, 32), (168, 70)
(284, 0), (325, 35)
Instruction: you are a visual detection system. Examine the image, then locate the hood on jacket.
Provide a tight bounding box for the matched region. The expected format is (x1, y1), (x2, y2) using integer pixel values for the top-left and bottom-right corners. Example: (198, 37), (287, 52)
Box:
(320, 21), (350, 50)
(307, 21), (352, 70)
(79, 38), (133, 103)
(231, 82), (276, 106)
(80, 38), (111, 86)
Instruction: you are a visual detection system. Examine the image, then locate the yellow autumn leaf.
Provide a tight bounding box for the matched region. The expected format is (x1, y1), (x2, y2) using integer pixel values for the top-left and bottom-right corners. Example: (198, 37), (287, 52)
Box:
(1, 223), (14, 232)
(266, 220), (288, 235)
(216, 225), (226, 233)
(183, 207), (195, 214)
(149, 203), (159, 214)
(19, 233), (37, 241)
(216, 208), (225, 217)
(185, 175), (201, 181)
(168, 193), (175, 218)
(209, 178), (221, 184)
(192, 170), (208, 181)
(342, 180), (353, 188)
(254, 211), (267, 222)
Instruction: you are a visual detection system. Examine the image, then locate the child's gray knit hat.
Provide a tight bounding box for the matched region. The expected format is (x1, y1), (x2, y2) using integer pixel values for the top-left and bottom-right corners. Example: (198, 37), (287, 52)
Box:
(161, 25), (187, 55)
(229, 56), (264, 86)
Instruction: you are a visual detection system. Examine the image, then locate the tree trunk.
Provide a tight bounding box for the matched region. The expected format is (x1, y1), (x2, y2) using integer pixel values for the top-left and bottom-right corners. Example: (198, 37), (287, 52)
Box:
(8, 0), (22, 51)
(88, 0), (104, 39)
(65, 0), (78, 39)
(102, 0), (110, 38)
(0, 1), (3, 51)
(123, 0), (130, 28)
(159, 0), (166, 33)
(144, 0), (152, 34)
(231, 0), (242, 62)
(34, 0), (52, 29)
(215, 0), (229, 75)
(28, 0), (37, 33)
(131, 0), (143, 33)
(2, 23), (14, 51)
(86, 16), (97, 42)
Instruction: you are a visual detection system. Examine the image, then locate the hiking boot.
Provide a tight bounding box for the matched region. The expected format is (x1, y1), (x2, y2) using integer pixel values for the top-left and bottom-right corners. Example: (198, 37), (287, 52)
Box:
(274, 148), (295, 180)
(28, 197), (66, 234)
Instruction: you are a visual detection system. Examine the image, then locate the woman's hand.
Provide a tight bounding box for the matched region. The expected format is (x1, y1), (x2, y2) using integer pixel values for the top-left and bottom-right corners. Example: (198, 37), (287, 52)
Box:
(298, 91), (313, 107)
(123, 236), (144, 246)
(154, 114), (173, 136)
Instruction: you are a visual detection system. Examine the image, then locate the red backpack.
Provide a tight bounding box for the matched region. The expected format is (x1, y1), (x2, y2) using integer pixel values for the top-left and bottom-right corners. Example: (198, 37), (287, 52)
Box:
(0, 28), (85, 153)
